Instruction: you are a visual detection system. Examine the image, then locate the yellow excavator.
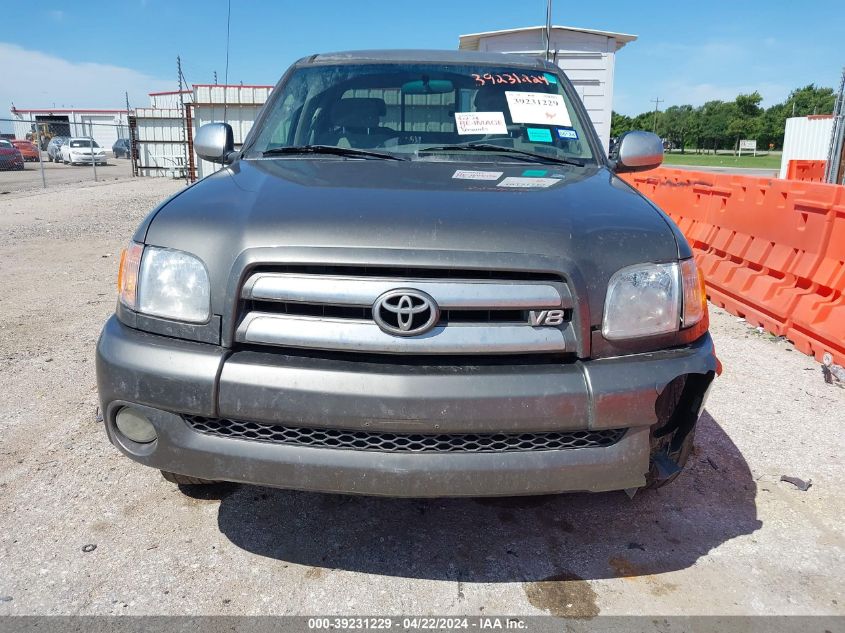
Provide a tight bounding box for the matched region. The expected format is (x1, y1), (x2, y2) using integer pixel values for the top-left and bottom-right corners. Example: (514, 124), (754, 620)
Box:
(26, 123), (54, 150)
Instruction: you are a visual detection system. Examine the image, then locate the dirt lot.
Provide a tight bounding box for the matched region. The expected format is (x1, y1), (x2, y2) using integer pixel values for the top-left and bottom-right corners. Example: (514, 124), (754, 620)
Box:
(0, 153), (134, 195)
(0, 178), (843, 618)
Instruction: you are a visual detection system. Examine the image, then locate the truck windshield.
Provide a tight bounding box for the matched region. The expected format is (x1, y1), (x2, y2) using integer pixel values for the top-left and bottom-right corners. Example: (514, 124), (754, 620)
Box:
(247, 63), (595, 163)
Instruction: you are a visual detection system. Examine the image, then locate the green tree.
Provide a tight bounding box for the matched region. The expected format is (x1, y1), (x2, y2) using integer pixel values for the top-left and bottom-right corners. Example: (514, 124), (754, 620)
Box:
(699, 100), (734, 152)
(728, 92), (763, 152)
(662, 105), (695, 153)
(784, 84), (836, 117)
(610, 111), (633, 138)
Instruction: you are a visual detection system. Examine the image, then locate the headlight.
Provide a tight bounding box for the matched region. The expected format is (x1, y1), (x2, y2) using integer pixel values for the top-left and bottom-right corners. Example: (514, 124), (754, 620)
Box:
(602, 262), (680, 339)
(117, 242), (210, 323)
(602, 258), (707, 340)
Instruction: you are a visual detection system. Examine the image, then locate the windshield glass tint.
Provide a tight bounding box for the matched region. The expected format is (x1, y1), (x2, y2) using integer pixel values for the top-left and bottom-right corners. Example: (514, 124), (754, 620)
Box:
(0, 140), (12, 149)
(70, 140), (99, 148)
(247, 63), (594, 162)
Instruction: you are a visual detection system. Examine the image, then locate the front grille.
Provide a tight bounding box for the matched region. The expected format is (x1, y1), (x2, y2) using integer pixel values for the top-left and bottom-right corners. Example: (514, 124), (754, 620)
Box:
(249, 300), (537, 324)
(249, 264), (563, 281)
(184, 415), (625, 453)
(235, 265), (576, 355)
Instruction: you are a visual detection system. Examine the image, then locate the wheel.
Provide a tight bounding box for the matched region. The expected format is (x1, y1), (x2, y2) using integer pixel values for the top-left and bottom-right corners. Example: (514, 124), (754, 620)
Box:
(160, 470), (217, 485)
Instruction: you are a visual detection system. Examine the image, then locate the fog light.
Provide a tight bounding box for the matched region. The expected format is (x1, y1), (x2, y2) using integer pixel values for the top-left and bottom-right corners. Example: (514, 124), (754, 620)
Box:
(115, 407), (157, 443)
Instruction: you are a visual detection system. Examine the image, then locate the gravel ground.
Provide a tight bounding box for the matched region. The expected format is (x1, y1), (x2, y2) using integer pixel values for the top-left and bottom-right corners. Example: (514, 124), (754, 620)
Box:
(0, 153), (134, 195)
(0, 178), (842, 618)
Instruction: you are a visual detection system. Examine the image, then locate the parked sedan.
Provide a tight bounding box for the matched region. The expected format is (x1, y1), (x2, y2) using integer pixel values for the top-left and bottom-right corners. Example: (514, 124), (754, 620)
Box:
(47, 136), (68, 162)
(60, 138), (107, 166)
(0, 139), (25, 170)
(112, 138), (132, 159)
(11, 140), (40, 161)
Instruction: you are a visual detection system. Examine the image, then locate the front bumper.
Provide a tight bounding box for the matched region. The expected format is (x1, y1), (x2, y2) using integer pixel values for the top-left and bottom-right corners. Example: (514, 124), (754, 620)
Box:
(0, 157), (24, 169)
(96, 316), (718, 497)
(70, 155), (107, 164)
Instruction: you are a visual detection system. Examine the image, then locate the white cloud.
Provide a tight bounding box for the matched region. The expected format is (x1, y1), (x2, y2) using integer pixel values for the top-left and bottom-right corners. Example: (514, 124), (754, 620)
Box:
(0, 42), (175, 118)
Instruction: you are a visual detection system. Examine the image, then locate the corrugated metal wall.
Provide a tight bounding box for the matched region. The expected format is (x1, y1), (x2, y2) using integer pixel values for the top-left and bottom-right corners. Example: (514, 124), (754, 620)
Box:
(779, 116), (835, 178)
(134, 108), (187, 177)
(133, 85), (273, 180)
(192, 85), (272, 179)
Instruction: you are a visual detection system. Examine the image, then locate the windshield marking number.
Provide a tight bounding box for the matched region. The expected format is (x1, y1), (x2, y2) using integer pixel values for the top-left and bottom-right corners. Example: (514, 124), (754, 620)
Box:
(472, 73), (551, 87)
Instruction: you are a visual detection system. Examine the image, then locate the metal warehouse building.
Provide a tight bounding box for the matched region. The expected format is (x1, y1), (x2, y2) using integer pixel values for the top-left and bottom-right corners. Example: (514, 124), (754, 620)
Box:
(458, 25), (637, 151)
(9, 107), (129, 149)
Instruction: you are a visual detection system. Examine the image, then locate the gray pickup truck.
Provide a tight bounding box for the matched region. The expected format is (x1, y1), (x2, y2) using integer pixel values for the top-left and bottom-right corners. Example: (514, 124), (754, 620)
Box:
(96, 50), (718, 497)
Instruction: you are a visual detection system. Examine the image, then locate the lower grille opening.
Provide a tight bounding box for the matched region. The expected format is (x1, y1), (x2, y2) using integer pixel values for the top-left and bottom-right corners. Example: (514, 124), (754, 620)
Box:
(184, 416), (626, 453)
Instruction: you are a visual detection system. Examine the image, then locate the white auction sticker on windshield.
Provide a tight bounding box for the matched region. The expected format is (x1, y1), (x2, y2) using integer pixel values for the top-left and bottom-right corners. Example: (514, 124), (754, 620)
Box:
(452, 170), (504, 180)
(505, 92), (572, 127)
(454, 111), (507, 135)
(497, 177), (560, 188)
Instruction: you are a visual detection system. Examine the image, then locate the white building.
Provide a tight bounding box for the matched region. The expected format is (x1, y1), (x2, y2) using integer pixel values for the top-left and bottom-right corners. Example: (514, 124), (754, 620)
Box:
(133, 84), (273, 179)
(458, 25), (637, 151)
(779, 115), (836, 179)
(9, 107), (129, 149)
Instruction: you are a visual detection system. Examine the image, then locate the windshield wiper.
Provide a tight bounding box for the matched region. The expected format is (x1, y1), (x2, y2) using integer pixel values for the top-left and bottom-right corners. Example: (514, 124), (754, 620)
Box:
(262, 145), (405, 161)
(418, 143), (586, 167)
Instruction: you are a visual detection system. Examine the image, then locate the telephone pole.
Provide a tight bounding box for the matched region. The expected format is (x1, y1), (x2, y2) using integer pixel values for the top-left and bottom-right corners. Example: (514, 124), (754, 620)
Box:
(651, 97), (664, 134)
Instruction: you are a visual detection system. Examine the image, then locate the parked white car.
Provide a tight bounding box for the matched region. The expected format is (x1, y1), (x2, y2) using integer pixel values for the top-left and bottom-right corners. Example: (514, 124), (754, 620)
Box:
(60, 138), (107, 166)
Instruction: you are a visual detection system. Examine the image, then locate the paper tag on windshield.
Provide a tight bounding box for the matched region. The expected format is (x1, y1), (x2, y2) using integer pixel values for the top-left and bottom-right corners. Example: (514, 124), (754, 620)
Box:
(505, 92), (571, 127)
(454, 111), (507, 135)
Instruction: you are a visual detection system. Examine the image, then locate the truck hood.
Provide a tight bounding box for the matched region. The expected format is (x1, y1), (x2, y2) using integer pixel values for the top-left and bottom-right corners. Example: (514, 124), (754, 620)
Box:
(141, 158), (683, 323)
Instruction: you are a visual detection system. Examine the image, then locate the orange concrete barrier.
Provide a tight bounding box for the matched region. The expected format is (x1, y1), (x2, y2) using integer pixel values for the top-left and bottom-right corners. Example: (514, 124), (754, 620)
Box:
(786, 159), (827, 182)
(621, 167), (845, 366)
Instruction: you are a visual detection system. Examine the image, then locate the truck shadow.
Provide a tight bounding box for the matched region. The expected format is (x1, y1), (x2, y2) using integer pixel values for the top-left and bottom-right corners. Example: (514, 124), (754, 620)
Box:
(211, 410), (760, 582)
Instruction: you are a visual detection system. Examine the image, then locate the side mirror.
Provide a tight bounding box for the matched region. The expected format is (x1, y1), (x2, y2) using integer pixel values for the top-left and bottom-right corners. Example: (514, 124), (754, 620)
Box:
(611, 131), (663, 173)
(195, 122), (236, 164)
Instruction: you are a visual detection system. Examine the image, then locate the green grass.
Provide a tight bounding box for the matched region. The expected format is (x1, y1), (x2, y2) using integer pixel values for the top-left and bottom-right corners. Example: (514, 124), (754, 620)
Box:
(662, 151), (781, 170)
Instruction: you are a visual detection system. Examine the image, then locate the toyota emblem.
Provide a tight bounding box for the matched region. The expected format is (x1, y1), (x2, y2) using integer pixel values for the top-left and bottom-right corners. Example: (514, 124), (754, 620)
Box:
(373, 289), (440, 336)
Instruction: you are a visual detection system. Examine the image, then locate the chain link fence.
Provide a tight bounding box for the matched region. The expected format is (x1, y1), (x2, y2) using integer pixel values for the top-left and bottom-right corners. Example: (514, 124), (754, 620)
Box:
(0, 116), (136, 194)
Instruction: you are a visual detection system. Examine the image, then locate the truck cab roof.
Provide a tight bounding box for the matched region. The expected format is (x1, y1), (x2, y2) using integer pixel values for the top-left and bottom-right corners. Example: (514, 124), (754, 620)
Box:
(301, 49), (556, 70)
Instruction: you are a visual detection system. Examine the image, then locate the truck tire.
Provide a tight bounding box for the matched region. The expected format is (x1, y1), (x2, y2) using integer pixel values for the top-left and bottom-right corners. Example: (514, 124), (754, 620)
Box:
(160, 470), (216, 486)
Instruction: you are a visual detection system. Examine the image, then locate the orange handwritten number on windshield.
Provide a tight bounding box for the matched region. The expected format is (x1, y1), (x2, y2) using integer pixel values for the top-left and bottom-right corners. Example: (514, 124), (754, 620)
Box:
(472, 74), (485, 86)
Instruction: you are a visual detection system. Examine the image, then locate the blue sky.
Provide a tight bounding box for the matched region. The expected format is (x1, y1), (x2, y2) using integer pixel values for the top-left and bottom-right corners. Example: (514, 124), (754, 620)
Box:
(1, 0), (843, 132)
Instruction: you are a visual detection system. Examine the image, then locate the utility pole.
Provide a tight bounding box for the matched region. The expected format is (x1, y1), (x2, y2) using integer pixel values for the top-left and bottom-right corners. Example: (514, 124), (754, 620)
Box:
(177, 55), (190, 185)
(125, 91), (135, 177)
(651, 97), (664, 135)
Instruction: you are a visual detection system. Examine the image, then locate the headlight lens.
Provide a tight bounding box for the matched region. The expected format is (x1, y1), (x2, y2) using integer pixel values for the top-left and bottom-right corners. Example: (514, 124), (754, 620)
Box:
(137, 247), (210, 322)
(602, 262), (680, 339)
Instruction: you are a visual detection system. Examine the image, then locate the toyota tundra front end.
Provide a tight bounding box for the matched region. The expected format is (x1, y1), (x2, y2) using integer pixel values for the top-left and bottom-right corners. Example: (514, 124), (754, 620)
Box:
(96, 50), (717, 497)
